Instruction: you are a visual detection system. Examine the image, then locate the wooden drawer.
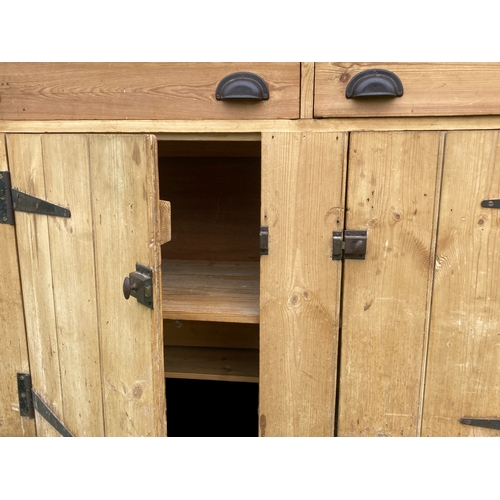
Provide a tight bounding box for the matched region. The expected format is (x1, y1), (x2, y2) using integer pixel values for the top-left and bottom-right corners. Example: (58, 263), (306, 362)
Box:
(314, 63), (500, 118)
(0, 63), (300, 120)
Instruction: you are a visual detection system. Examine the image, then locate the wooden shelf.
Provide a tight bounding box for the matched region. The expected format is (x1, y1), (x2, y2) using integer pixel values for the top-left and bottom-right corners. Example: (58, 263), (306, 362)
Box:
(162, 260), (259, 324)
(164, 346), (259, 383)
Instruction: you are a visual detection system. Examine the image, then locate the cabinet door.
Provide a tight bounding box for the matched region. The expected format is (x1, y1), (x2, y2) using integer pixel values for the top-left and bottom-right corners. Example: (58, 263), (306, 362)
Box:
(422, 131), (500, 436)
(337, 131), (444, 436)
(259, 132), (347, 436)
(6, 134), (164, 436)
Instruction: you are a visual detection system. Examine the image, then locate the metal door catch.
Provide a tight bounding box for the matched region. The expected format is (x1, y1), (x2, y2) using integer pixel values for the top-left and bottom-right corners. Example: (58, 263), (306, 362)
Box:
(123, 263), (153, 309)
(333, 230), (367, 260)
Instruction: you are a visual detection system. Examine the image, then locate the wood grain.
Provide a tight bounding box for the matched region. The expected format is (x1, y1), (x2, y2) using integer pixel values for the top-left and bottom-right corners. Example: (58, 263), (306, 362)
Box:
(4, 117), (500, 135)
(0, 135), (36, 436)
(164, 320), (259, 349)
(7, 134), (65, 437)
(422, 131), (500, 436)
(159, 200), (171, 245)
(164, 346), (259, 383)
(40, 135), (105, 436)
(259, 132), (346, 436)
(162, 260), (259, 324)
(315, 63), (500, 117)
(0, 63), (300, 120)
(338, 131), (444, 436)
(300, 63), (315, 119)
(90, 134), (165, 436)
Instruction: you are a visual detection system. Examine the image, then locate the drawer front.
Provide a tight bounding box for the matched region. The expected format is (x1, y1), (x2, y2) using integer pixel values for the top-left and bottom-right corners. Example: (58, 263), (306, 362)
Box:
(0, 63), (300, 120)
(315, 63), (500, 118)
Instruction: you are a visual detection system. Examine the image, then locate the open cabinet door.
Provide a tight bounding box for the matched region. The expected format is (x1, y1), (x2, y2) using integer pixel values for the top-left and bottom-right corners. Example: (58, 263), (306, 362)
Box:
(6, 134), (165, 436)
(259, 132), (347, 436)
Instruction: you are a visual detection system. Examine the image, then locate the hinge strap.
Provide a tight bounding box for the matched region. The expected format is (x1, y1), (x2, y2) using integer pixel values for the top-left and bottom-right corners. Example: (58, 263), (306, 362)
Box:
(460, 418), (500, 430)
(32, 390), (74, 437)
(17, 373), (74, 437)
(0, 171), (71, 225)
(260, 226), (269, 255)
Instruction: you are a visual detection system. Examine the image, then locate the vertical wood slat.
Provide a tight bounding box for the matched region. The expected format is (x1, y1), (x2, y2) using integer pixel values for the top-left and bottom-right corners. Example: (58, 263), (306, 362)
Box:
(422, 131), (500, 436)
(300, 63), (315, 119)
(90, 135), (165, 436)
(338, 131), (444, 436)
(0, 135), (36, 436)
(260, 132), (346, 436)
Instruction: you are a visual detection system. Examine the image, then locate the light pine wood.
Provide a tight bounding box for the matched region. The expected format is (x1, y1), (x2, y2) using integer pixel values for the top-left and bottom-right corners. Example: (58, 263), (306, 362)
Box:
(40, 135), (105, 436)
(422, 131), (500, 436)
(315, 63), (500, 118)
(164, 346), (259, 383)
(0, 135), (36, 436)
(156, 133), (261, 143)
(3, 117), (500, 135)
(0, 63), (300, 120)
(300, 63), (315, 119)
(164, 320), (259, 349)
(7, 135), (66, 437)
(259, 132), (347, 436)
(162, 260), (259, 324)
(338, 131), (444, 436)
(159, 200), (171, 245)
(90, 134), (165, 436)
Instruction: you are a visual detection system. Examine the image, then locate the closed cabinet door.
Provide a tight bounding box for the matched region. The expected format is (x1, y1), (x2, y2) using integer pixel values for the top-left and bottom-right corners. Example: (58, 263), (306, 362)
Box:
(422, 131), (500, 436)
(5, 134), (165, 436)
(337, 131), (444, 436)
(261, 129), (500, 437)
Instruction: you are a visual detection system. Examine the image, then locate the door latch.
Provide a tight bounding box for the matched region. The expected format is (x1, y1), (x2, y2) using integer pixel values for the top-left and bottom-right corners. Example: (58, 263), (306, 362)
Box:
(123, 263), (153, 309)
(333, 230), (367, 260)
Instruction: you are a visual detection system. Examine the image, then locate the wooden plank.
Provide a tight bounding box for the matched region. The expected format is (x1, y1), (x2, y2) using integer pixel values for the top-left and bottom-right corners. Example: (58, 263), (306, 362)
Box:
(40, 135), (105, 436)
(164, 320), (259, 349)
(7, 134), (64, 437)
(422, 131), (500, 436)
(259, 132), (347, 436)
(338, 131), (444, 436)
(164, 346), (259, 383)
(4, 117), (500, 134)
(90, 134), (165, 436)
(159, 200), (171, 245)
(0, 63), (300, 120)
(315, 63), (500, 117)
(300, 63), (315, 119)
(0, 135), (36, 437)
(162, 260), (259, 324)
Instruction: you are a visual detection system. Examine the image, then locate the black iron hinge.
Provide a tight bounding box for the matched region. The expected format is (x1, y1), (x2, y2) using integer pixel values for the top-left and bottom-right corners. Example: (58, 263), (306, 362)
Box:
(17, 373), (74, 437)
(0, 171), (71, 225)
(460, 417), (500, 431)
(332, 230), (367, 260)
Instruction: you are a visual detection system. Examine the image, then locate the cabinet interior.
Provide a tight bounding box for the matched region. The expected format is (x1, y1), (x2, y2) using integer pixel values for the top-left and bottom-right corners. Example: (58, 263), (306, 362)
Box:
(158, 139), (261, 436)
